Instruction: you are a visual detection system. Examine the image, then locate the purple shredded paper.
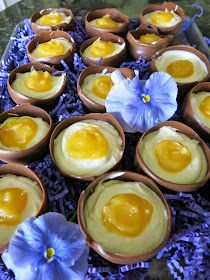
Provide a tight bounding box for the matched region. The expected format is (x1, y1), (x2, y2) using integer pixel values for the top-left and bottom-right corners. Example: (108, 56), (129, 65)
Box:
(0, 17), (210, 280)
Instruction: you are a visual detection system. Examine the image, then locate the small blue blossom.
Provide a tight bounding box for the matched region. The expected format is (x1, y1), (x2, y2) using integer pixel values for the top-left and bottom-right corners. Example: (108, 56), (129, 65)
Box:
(2, 212), (89, 280)
(105, 71), (178, 133)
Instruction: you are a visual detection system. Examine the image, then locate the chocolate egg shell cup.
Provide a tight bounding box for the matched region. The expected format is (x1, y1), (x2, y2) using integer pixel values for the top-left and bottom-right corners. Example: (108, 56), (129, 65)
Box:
(182, 82), (210, 140)
(7, 63), (67, 108)
(31, 8), (74, 35)
(0, 103), (53, 164)
(80, 33), (126, 67)
(27, 30), (76, 67)
(77, 171), (172, 264)
(49, 113), (125, 181)
(150, 45), (210, 94)
(126, 23), (174, 59)
(139, 1), (185, 35)
(0, 163), (47, 253)
(77, 66), (134, 112)
(85, 8), (129, 37)
(135, 121), (210, 192)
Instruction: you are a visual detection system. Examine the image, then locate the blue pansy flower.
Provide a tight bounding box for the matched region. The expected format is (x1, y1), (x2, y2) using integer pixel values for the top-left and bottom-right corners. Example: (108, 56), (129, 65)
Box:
(105, 71), (178, 133)
(2, 212), (89, 280)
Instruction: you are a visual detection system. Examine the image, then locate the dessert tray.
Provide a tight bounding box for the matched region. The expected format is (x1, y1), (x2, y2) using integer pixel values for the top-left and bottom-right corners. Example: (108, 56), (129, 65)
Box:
(0, 12), (209, 280)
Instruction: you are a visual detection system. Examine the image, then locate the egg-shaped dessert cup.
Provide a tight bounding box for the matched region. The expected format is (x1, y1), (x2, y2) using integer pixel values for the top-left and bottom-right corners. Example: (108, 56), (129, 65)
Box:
(150, 45), (210, 92)
(27, 30), (76, 66)
(50, 113), (125, 181)
(140, 2), (185, 35)
(77, 66), (134, 112)
(7, 63), (66, 108)
(0, 163), (47, 252)
(85, 8), (129, 37)
(31, 8), (74, 35)
(80, 33), (126, 67)
(0, 103), (53, 164)
(182, 82), (210, 140)
(126, 23), (173, 59)
(77, 171), (171, 264)
(135, 121), (210, 192)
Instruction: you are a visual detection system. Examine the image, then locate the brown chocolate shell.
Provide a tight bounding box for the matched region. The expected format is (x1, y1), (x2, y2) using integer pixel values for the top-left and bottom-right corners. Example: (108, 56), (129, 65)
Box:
(80, 33), (126, 67)
(31, 8), (74, 35)
(139, 2), (185, 35)
(126, 23), (173, 59)
(135, 121), (210, 192)
(27, 30), (76, 66)
(77, 171), (172, 264)
(77, 66), (134, 112)
(0, 163), (47, 252)
(150, 45), (210, 93)
(0, 103), (53, 164)
(7, 63), (66, 108)
(85, 8), (129, 37)
(49, 113), (125, 181)
(182, 82), (210, 140)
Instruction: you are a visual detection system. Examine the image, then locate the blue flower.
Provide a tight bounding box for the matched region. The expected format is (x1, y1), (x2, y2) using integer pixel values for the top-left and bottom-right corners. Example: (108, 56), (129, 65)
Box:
(105, 71), (178, 133)
(2, 212), (89, 280)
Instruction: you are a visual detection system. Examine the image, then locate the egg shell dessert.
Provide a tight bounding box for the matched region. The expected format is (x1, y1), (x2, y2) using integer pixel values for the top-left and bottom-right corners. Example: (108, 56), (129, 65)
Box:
(50, 113), (125, 181)
(7, 63), (66, 108)
(31, 8), (74, 35)
(0, 103), (53, 164)
(135, 121), (210, 192)
(85, 8), (129, 37)
(0, 163), (46, 253)
(140, 2), (185, 35)
(80, 33), (126, 67)
(150, 45), (210, 93)
(126, 23), (173, 59)
(77, 66), (134, 112)
(77, 171), (171, 264)
(27, 30), (76, 66)
(182, 82), (210, 140)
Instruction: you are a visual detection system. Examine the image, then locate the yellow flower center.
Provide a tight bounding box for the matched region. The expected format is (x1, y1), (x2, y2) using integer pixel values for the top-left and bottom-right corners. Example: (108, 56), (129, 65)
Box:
(151, 11), (174, 25)
(95, 15), (120, 29)
(24, 70), (53, 92)
(154, 140), (192, 172)
(67, 126), (109, 159)
(167, 60), (194, 78)
(199, 96), (210, 118)
(39, 13), (63, 26)
(142, 94), (151, 103)
(89, 40), (116, 58)
(102, 193), (153, 237)
(46, 248), (55, 260)
(139, 33), (161, 44)
(92, 76), (114, 99)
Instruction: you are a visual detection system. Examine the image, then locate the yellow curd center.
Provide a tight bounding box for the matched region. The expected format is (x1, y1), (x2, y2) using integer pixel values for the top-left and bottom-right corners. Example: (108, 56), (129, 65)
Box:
(0, 117), (38, 149)
(139, 33), (161, 44)
(0, 187), (28, 226)
(155, 140), (192, 172)
(89, 40), (116, 58)
(167, 60), (194, 78)
(95, 15), (120, 29)
(92, 76), (114, 99)
(24, 70), (53, 92)
(39, 13), (63, 26)
(67, 126), (109, 159)
(102, 193), (153, 237)
(35, 39), (65, 57)
(151, 11), (174, 25)
(199, 96), (210, 118)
